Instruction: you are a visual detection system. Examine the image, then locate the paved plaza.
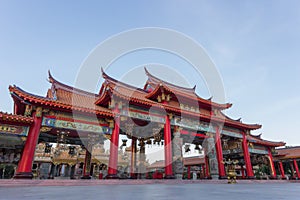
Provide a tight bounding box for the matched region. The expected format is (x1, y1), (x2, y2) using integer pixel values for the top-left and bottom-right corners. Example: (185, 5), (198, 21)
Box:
(0, 180), (299, 200)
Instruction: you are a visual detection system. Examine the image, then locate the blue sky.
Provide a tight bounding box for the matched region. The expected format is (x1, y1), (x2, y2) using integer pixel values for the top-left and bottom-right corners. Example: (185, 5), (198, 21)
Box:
(1, 0), (300, 145)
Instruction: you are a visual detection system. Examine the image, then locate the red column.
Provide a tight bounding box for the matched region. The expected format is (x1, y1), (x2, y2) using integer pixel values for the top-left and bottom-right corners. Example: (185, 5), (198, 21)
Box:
(106, 107), (120, 179)
(14, 103), (19, 115)
(268, 148), (277, 178)
(215, 126), (226, 179)
(200, 164), (203, 178)
(81, 148), (92, 179)
(187, 166), (191, 179)
(293, 159), (300, 179)
(130, 138), (137, 179)
(278, 161), (285, 179)
(242, 132), (254, 178)
(241, 165), (245, 179)
(164, 114), (174, 179)
(290, 161), (295, 178)
(14, 112), (42, 179)
(205, 155), (210, 178)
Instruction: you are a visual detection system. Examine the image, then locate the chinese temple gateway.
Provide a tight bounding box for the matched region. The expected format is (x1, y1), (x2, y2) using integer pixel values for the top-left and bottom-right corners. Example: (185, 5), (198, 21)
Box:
(0, 68), (288, 180)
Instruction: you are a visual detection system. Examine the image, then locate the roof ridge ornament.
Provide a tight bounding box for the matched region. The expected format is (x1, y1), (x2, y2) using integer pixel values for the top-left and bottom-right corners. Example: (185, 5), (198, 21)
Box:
(48, 70), (54, 83)
(101, 67), (109, 79)
(144, 67), (197, 92)
(192, 85), (196, 91)
(144, 66), (150, 76)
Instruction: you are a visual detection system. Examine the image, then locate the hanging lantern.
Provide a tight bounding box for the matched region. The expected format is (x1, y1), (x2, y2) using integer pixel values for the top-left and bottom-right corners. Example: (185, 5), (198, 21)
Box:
(185, 144), (191, 153)
(68, 146), (76, 156)
(44, 143), (52, 154)
(154, 133), (161, 143)
(120, 139), (127, 149)
(138, 139), (145, 147)
(57, 130), (68, 144)
(146, 139), (152, 145)
(194, 144), (203, 153)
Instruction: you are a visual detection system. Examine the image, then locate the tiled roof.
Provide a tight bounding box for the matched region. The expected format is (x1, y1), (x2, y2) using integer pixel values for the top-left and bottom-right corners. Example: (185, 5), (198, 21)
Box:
(144, 67), (232, 109)
(144, 67), (196, 93)
(9, 70), (261, 130)
(0, 112), (33, 124)
(275, 146), (300, 159)
(9, 85), (113, 117)
(97, 70), (261, 130)
(247, 134), (285, 147)
(147, 160), (165, 169)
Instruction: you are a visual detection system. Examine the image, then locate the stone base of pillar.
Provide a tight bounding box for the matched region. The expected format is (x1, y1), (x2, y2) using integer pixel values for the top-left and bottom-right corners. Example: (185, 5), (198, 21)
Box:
(164, 174), (175, 179)
(211, 174), (219, 180)
(138, 173), (146, 179)
(81, 175), (92, 179)
(269, 175), (277, 180)
(281, 176), (287, 180)
(13, 172), (33, 179)
(175, 174), (183, 179)
(130, 175), (137, 179)
(105, 174), (119, 179)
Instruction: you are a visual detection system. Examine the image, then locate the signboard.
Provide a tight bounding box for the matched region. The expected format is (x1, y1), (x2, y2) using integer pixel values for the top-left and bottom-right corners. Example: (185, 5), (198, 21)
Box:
(222, 130), (243, 138)
(172, 117), (215, 132)
(223, 149), (243, 155)
(42, 117), (111, 134)
(0, 124), (29, 136)
(248, 148), (268, 155)
(120, 107), (165, 124)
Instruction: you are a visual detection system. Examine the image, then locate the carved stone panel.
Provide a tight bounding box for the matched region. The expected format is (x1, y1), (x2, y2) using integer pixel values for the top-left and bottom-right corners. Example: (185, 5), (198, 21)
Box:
(172, 131), (183, 179)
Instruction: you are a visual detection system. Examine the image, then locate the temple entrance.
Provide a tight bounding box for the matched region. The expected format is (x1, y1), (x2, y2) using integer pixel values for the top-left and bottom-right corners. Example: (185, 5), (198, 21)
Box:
(5, 69), (284, 180)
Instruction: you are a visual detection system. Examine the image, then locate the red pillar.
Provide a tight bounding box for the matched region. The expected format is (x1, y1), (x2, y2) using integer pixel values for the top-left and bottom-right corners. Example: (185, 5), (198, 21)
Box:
(290, 161), (295, 178)
(293, 159), (300, 179)
(130, 138), (137, 179)
(106, 107), (120, 179)
(81, 148), (92, 179)
(14, 112), (42, 179)
(205, 155), (210, 178)
(187, 166), (191, 179)
(14, 102), (19, 115)
(242, 132), (254, 178)
(268, 148), (277, 178)
(278, 161), (285, 179)
(215, 126), (226, 179)
(164, 114), (174, 179)
(202, 164), (206, 178)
